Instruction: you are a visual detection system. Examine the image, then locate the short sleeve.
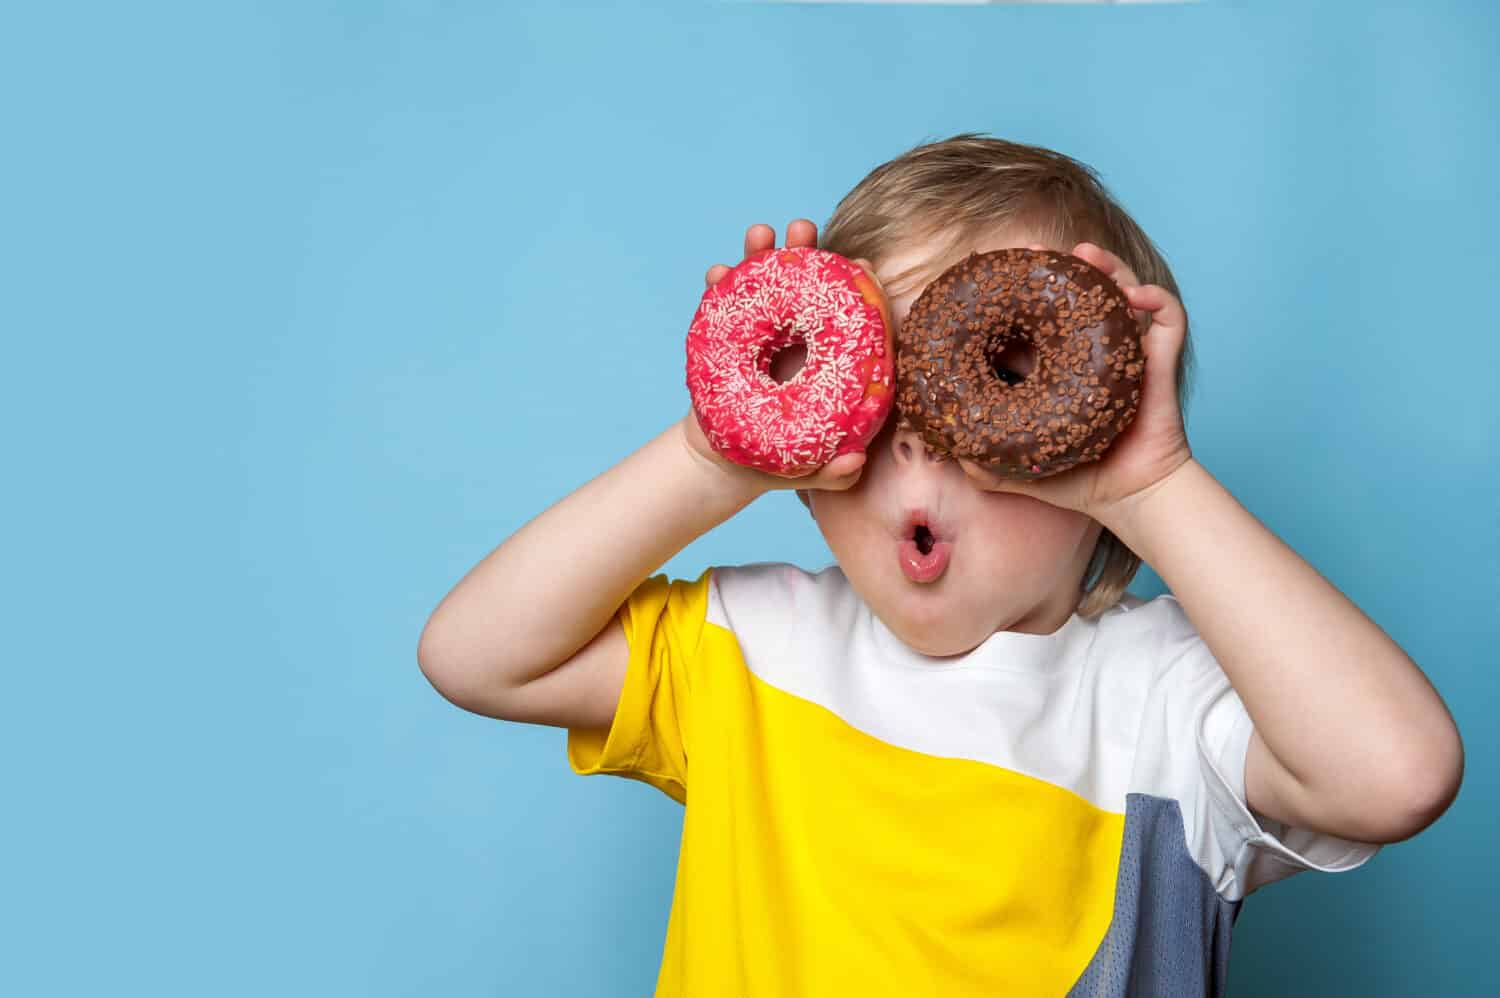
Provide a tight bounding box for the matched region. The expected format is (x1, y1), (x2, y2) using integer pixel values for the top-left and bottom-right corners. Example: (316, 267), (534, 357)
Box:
(1135, 595), (1381, 900)
(565, 569), (713, 805)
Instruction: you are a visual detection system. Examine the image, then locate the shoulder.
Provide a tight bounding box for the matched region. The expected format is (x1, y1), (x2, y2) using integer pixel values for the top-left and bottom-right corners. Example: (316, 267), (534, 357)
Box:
(1100, 589), (1194, 633)
(1091, 590), (1210, 679)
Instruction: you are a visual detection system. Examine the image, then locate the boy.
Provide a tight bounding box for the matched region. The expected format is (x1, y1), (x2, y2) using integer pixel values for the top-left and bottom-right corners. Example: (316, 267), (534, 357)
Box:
(418, 134), (1463, 996)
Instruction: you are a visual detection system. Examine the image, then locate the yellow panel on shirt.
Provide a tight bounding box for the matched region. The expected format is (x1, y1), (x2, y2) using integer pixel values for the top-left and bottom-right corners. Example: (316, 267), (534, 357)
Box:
(568, 569), (1126, 996)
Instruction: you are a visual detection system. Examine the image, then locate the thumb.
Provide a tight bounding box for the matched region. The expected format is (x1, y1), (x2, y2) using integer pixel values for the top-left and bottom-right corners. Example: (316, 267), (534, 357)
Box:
(959, 457), (1076, 508)
(782, 450), (866, 493)
(817, 450), (867, 490)
(958, 458), (1032, 494)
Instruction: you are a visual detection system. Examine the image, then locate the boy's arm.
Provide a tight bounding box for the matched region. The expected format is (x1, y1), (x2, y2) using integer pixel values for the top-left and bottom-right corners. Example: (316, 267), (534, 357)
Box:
(418, 218), (870, 724)
(960, 241), (1463, 847)
(418, 416), (746, 718)
(1103, 459), (1463, 845)
(418, 414), (866, 722)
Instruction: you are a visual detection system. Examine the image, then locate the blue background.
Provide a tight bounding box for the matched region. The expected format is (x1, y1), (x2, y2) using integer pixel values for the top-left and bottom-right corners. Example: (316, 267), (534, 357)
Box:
(4, 1), (1495, 994)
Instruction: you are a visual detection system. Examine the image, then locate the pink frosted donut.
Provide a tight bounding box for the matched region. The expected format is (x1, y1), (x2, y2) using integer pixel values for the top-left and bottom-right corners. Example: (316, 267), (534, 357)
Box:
(685, 246), (894, 475)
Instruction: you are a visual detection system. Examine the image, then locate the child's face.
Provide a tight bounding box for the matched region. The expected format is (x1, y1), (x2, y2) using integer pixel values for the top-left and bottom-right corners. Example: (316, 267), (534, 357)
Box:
(804, 227), (1104, 657)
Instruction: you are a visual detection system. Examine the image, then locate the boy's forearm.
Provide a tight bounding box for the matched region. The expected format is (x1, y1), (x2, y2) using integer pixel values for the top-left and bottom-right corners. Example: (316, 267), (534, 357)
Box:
(418, 418), (767, 689)
(1100, 459), (1462, 833)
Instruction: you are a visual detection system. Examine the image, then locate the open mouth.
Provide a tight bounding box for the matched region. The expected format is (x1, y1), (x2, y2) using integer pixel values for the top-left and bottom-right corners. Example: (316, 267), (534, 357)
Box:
(899, 512), (951, 584)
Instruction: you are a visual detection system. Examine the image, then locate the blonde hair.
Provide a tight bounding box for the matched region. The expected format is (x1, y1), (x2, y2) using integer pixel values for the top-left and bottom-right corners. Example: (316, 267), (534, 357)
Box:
(819, 133), (1196, 618)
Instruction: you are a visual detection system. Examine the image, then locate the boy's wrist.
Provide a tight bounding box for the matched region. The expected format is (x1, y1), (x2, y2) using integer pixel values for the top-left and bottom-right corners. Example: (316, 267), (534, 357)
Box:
(1095, 457), (1209, 557)
(673, 414), (775, 506)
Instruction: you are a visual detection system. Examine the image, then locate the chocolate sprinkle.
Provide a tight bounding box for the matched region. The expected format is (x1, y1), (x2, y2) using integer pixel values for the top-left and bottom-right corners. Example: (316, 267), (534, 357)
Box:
(895, 248), (1144, 479)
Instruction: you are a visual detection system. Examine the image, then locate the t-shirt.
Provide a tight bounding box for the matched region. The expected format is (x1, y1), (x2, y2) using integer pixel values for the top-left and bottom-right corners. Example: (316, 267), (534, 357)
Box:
(566, 562), (1380, 997)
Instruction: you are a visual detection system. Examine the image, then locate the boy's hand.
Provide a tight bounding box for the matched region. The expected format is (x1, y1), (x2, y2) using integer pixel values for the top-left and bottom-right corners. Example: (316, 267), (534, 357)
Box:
(683, 218), (882, 496)
(955, 242), (1195, 523)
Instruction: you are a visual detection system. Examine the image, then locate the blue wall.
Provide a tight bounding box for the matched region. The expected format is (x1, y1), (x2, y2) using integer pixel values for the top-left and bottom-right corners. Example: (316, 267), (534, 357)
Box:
(4, 1), (1495, 994)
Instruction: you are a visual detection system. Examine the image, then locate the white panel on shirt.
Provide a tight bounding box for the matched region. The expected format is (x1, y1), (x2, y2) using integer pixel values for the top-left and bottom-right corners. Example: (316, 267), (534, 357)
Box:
(706, 562), (1380, 902)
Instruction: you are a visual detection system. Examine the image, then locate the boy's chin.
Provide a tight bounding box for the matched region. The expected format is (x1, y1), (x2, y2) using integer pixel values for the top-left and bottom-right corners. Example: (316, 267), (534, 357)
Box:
(878, 607), (990, 659)
(900, 634), (981, 659)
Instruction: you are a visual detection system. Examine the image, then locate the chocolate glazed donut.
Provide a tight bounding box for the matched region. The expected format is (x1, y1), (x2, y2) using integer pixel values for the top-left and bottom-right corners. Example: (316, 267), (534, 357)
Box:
(896, 248), (1145, 479)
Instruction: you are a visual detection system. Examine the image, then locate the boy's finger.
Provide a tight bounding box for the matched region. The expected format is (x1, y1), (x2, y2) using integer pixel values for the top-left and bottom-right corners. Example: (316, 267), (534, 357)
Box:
(744, 224), (775, 260)
(786, 218), (818, 247)
(1124, 284), (1186, 335)
(1073, 242), (1142, 289)
(1125, 287), (1187, 417)
(705, 263), (730, 287)
(958, 458), (1006, 491)
(814, 451), (867, 489)
(829, 467), (864, 491)
(1072, 241), (1115, 270)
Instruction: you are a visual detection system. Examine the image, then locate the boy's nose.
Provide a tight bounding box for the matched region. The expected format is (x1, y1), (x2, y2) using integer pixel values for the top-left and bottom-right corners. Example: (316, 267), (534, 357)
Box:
(889, 426), (945, 469)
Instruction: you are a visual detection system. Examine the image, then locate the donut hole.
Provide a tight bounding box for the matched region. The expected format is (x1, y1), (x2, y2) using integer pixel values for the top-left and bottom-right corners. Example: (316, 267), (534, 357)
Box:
(986, 334), (1036, 387)
(760, 326), (809, 384)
